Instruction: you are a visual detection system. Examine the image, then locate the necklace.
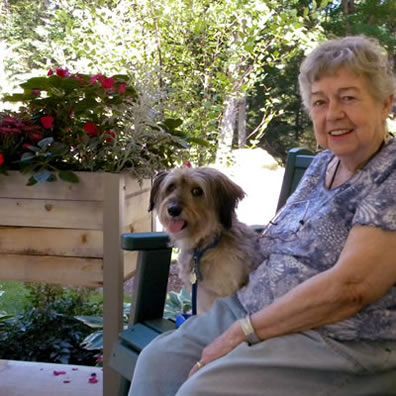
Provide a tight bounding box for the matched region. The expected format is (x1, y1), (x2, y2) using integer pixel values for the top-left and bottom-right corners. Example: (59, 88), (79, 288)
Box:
(328, 140), (387, 189)
(328, 159), (341, 189)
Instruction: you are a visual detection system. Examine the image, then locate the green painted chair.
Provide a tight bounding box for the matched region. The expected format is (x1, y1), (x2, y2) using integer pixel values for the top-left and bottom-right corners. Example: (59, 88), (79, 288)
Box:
(110, 147), (314, 394)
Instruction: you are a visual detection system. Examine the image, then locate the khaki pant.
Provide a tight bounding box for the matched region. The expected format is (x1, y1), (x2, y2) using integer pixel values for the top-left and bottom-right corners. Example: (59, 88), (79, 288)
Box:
(129, 295), (396, 396)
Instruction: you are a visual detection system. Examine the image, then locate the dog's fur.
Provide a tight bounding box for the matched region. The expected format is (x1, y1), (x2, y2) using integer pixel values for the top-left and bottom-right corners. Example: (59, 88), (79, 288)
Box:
(149, 167), (264, 314)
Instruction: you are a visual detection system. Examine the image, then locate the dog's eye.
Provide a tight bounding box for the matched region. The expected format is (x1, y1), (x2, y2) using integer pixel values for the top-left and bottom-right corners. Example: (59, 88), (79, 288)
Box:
(191, 187), (203, 197)
(166, 183), (176, 193)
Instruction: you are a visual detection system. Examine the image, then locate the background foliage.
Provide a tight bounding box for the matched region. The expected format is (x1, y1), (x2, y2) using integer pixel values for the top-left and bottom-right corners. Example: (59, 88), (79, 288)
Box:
(0, 0), (394, 164)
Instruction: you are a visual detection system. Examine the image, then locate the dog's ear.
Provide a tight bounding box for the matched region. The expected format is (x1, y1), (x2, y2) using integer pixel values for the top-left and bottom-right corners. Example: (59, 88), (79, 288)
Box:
(148, 171), (168, 212)
(214, 173), (245, 229)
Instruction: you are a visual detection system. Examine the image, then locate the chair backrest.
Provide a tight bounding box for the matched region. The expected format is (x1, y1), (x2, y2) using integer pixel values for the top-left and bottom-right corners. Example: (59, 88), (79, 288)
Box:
(276, 148), (314, 212)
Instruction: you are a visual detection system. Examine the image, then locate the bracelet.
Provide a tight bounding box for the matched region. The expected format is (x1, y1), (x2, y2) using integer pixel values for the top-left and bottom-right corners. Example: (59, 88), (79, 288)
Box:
(239, 315), (261, 345)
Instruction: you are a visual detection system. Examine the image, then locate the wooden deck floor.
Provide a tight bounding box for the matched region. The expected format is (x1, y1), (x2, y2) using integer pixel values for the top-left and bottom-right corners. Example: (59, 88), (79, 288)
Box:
(0, 360), (102, 396)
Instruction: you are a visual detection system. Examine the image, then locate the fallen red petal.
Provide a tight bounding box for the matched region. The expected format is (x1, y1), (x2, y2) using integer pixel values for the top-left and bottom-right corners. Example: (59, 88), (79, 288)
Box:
(53, 370), (67, 376)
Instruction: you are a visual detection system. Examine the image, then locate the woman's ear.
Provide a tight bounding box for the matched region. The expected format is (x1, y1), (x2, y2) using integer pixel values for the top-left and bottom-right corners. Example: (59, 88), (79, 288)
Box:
(382, 94), (394, 120)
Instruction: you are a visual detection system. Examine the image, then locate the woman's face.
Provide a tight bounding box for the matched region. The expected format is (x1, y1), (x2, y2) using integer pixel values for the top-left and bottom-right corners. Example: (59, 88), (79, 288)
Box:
(310, 67), (392, 168)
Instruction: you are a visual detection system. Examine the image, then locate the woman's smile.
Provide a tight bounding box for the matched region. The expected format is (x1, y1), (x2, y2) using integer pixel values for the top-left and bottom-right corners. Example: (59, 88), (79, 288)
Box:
(310, 67), (392, 171)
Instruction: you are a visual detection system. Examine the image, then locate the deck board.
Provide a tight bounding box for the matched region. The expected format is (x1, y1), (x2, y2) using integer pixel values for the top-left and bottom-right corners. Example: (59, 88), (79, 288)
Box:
(0, 360), (102, 396)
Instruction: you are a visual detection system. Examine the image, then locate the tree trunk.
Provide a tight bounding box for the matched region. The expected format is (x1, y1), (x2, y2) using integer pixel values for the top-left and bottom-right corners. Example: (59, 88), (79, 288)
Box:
(215, 95), (238, 165)
(238, 96), (247, 147)
(342, 0), (355, 14)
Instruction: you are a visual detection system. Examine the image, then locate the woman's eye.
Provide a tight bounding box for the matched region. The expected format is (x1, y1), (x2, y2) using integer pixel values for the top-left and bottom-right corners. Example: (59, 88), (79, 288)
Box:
(312, 99), (325, 107)
(342, 96), (355, 102)
(191, 187), (203, 197)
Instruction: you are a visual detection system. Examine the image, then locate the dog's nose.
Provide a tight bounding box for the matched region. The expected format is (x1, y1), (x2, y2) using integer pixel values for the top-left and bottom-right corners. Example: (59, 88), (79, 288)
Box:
(168, 204), (182, 217)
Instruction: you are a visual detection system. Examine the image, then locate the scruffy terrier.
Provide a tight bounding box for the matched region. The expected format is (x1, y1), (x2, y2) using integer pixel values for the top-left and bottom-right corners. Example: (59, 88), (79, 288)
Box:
(149, 167), (264, 314)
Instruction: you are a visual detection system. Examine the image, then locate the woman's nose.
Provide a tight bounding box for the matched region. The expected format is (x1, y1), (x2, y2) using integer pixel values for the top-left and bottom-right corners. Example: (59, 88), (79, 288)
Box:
(326, 99), (345, 120)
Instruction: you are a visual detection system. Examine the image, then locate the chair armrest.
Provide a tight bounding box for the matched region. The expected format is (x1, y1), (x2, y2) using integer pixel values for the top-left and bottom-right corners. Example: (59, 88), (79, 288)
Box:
(122, 232), (172, 324)
(121, 232), (170, 251)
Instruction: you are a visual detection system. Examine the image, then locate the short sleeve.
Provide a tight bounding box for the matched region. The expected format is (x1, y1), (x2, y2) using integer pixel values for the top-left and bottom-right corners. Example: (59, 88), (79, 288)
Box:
(352, 170), (396, 231)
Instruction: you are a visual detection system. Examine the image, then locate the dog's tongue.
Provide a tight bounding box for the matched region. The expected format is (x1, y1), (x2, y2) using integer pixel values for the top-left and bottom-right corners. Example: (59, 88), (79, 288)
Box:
(168, 219), (186, 234)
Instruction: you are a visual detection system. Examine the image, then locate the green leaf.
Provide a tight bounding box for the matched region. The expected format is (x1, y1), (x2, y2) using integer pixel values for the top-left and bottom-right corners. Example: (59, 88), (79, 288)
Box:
(37, 137), (54, 149)
(75, 315), (103, 329)
(26, 176), (38, 186)
(33, 169), (53, 183)
(48, 76), (81, 91)
(58, 170), (79, 183)
(20, 77), (51, 90)
(20, 152), (36, 162)
(3, 93), (32, 103)
(161, 118), (183, 130)
(80, 330), (103, 351)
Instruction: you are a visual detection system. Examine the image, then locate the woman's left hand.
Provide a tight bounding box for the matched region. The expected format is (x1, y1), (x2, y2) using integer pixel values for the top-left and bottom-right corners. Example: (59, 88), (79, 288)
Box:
(188, 320), (245, 377)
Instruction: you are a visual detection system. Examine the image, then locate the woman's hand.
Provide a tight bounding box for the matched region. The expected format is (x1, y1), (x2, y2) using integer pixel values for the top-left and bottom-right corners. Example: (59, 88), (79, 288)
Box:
(188, 320), (245, 377)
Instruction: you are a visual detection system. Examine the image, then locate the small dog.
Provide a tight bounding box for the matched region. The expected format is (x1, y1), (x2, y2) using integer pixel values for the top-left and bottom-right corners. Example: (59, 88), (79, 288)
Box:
(149, 167), (264, 314)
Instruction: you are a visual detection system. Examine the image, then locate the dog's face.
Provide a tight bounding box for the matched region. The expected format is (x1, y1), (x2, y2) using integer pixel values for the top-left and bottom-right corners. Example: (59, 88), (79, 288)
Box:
(149, 167), (245, 243)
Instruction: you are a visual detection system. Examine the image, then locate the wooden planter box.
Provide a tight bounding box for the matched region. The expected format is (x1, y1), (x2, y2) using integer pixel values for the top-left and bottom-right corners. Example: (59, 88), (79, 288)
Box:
(0, 171), (152, 287)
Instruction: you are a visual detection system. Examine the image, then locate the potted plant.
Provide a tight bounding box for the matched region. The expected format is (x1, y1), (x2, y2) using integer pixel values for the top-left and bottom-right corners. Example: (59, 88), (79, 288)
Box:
(0, 68), (193, 384)
(0, 67), (189, 184)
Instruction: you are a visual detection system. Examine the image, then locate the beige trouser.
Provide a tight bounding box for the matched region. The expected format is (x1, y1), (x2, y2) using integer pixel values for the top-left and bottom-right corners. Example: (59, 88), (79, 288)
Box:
(129, 296), (396, 396)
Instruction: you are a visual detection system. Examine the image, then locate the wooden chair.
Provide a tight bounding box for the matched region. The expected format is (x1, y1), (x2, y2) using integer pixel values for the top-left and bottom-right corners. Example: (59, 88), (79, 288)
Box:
(110, 147), (314, 395)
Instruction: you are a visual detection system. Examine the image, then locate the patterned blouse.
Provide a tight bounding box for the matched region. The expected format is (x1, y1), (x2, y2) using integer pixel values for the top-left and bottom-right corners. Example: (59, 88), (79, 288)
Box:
(237, 138), (396, 341)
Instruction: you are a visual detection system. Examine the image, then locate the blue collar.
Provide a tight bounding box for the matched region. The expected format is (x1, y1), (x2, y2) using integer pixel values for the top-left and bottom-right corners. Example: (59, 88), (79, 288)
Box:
(192, 234), (222, 282)
(190, 234), (222, 316)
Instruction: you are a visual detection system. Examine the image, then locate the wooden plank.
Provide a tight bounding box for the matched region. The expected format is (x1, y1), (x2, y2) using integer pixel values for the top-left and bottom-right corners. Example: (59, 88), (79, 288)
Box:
(124, 189), (151, 230)
(0, 198), (103, 229)
(102, 172), (124, 395)
(123, 175), (150, 199)
(123, 251), (139, 279)
(0, 171), (107, 201)
(0, 360), (102, 396)
(0, 227), (103, 257)
(0, 254), (103, 287)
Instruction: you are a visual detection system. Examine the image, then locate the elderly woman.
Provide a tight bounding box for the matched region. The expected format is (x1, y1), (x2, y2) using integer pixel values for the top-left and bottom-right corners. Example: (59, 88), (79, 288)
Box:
(129, 36), (396, 396)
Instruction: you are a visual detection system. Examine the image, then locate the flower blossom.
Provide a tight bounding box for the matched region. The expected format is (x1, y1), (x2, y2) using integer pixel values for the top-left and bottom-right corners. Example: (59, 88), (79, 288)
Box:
(56, 68), (70, 78)
(40, 116), (55, 129)
(104, 130), (116, 143)
(84, 122), (99, 137)
(101, 77), (115, 90)
(0, 153), (5, 167)
(90, 74), (115, 90)
(118, 83), (127, 94)
(90, 74), (105, 85)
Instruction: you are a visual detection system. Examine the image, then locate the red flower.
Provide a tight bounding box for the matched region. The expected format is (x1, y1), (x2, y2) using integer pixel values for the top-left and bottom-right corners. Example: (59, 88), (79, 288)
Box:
(32, 89), (41, 97)
(104, 130), (116, 143)
(30, 132), (44, 143)
(40, 116), (55, 129)
(47, 69), (54, 76)
(101, 77), (115, 90)
(56, 68), (70, 78)
(84, 122), (99, 137)
(0, 153), (5, 167)
(118, 83), (127, 94)
(90, 74), (105, 84)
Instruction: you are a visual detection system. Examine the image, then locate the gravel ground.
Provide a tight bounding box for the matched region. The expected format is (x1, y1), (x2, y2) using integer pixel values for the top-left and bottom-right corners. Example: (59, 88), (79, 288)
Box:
(123, 148), (284, 295)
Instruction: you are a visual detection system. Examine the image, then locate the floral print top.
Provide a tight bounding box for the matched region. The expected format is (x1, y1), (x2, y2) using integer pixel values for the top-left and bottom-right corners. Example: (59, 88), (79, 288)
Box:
(237, 138), (396, 341)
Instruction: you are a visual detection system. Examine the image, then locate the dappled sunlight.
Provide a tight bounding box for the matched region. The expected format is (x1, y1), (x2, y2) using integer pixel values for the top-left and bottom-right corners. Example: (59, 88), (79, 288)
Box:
(212, 148), (284, 226)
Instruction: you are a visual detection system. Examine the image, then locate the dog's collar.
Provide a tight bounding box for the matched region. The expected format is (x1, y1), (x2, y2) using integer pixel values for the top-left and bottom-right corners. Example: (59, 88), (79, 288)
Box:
(190, 234), (222, 316)
(191, 234), (222, 283)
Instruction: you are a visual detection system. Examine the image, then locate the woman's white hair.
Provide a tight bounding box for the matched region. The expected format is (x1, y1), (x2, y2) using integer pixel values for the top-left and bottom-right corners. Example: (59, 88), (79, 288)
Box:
(298, 35), (395, 112)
